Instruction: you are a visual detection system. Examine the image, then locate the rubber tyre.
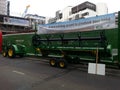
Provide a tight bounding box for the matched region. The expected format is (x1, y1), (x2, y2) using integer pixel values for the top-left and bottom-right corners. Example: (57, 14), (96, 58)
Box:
(49, 59), (57, 67)
(58, 60), (67, 68)
(2, 51), (7, 57)
(8, 48), (15, 58)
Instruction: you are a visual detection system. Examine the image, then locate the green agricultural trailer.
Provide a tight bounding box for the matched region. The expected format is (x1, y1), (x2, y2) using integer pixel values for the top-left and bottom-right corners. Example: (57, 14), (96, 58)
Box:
(2, 11), (120, 68)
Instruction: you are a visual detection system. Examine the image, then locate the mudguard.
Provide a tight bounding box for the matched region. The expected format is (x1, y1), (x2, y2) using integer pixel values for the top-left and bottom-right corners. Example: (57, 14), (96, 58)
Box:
(10, 44), (26, 54)
(12, 44), (19, 52)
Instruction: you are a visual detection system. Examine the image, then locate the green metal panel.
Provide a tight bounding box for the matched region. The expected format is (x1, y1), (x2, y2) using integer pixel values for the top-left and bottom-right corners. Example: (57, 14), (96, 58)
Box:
(33, 29), (113, 62)
(3, 33), (36, 55)
(118, 11), (120, 64)
(12, 44), (26, 54)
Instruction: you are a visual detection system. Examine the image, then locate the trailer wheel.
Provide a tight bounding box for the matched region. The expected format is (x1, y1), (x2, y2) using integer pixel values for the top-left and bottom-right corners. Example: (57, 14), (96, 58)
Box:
(8, 48), (15, 58)
(58, 60), (67, 68)
(2, 51), (7, 57)
(49, 59), (57, 67)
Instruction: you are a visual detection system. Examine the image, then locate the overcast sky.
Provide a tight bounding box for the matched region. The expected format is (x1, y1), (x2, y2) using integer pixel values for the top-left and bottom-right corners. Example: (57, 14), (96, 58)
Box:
(9, 0), (120, 17)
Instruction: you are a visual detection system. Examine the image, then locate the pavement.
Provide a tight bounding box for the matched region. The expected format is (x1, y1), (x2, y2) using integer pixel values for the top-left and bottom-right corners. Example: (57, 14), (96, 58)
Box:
(0, 55), (120, 90)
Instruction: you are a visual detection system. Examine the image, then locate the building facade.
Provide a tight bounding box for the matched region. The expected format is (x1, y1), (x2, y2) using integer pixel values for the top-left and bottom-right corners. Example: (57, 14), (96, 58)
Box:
(24, 14), (46, 29)
(0, 0), (7, 15)
(49, 1), (108, 23)
(0, 14), (32, 34)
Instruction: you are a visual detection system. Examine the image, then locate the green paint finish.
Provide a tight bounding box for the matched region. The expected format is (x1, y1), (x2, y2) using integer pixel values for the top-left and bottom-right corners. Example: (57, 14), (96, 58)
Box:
(3, 33), (36, 55)
(2, 12), (120, 66)
(3, 28), (118, 64)
(118, 11), (120, 64)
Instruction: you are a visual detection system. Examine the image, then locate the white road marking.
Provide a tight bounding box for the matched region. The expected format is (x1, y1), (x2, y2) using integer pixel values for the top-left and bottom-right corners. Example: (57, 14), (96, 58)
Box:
(13, 70), (25, 75)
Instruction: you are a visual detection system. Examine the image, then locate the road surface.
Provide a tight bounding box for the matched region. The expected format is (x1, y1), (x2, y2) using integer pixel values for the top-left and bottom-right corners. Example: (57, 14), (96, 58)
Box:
(0, 55), (120, 90)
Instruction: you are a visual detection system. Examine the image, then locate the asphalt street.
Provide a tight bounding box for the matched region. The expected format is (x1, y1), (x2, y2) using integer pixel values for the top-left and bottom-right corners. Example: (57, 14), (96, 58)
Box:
(0, 55), (120, 90)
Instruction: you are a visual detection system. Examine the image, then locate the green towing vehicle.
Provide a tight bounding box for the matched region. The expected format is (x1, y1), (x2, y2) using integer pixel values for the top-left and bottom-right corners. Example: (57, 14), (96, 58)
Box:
(1, 11), (120, 68)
